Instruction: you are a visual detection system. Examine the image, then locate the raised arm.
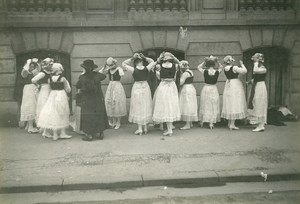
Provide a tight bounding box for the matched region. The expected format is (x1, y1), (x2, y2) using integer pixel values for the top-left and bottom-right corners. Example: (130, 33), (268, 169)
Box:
(197, 62), (205, 73)
(233, 60), (247, 74)
(21, 69), (30, 78)
(62, 77), (71, 93)
(217, 61), (223, 72)
(253, 62), (267, 74)
(21, 59), (32, 78)
(145, 57), (155, 71)
(180, 71), (189, 86)
(155, 64), (161, 80)
(31, 72), (45, 84)
(122, 58), (134, 73)
(99, 65), (109, 74)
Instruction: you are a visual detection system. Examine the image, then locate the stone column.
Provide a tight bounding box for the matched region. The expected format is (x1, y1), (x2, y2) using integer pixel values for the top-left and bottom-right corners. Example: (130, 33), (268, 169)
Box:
(115, 0), (129, 19)
(0, 0), (6, 21)
(226, 0), (238, 19)
(296, 0), (300, 20)
(72, 0), (86, 20)
(188, 0), (201, 19)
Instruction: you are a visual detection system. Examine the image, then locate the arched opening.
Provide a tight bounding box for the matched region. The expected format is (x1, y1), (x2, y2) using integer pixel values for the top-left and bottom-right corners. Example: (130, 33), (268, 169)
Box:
(14, 50), (72, 111)
(140, 48), (185, 96)
(243, 46), (289, 107)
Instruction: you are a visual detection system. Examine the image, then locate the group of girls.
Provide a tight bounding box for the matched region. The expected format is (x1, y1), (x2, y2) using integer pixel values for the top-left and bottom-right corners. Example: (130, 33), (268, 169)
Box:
(97, 51), (268, 137)
(20, 57), (72, 140)
(19, 51), (268, 141)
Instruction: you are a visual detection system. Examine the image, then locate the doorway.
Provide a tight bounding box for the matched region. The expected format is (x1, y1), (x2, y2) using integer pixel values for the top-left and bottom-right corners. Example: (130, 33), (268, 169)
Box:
(243, 47), (289, 107)
(14, 50), (72, 110)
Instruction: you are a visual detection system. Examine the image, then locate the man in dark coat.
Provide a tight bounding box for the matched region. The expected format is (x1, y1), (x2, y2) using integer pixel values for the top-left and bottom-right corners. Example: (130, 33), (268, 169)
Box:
(76, 59), (109, 141)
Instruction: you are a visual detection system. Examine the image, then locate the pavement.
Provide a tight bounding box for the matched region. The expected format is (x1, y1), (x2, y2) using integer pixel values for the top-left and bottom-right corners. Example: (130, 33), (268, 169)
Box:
(0, 121), (300, 193)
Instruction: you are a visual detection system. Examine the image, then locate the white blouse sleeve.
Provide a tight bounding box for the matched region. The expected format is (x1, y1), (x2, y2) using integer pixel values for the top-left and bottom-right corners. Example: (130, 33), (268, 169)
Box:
(31, 72), (45, 84)
(180, 72), (189, 86)
(62, 77), (71, 93)
(232, 65), (247, 74)
(253, 64), (267, 74)
(122, 59), (134, 73)
(197, 63), (205, 74)
(118, 67), (125, 76)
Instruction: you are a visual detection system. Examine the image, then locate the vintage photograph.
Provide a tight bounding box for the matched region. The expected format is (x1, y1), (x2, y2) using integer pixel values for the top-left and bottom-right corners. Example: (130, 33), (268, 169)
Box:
(0, 0), (299, 203)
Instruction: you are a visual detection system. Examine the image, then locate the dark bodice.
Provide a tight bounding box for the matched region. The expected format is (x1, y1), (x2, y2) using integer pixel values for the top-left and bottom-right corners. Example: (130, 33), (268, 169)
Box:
(38, 71), (50, 85)
(160, 64), (176, 79)
(204, 70), (219, 85)
(23, 73), (34, 85)
(253, 73), (267, 82)
(224, 66), (239, 80)
(50, 76), (64, 90)
(133, 66), (149, 81)
(108, 69), (121, 81)
(184, 70), (194, 84)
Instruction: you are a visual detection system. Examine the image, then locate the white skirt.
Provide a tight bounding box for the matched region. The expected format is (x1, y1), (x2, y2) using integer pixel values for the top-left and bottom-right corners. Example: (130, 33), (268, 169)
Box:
(129, 81), (153, 125)
(248, 81), (268, 124)
(152, 80), (181, 123)
(37, 90), (70, 130)
(221, 79), (247, 120)
(105, 81), (127, 117)
(36, 84), (51, 125)
(179, 84), (198, 122)
(20, 84), (39, 122)
(199, 84), (220, 123)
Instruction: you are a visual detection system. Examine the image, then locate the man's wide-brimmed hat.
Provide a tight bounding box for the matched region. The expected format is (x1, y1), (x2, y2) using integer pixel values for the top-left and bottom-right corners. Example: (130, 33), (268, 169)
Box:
(80, 59), (98, 70)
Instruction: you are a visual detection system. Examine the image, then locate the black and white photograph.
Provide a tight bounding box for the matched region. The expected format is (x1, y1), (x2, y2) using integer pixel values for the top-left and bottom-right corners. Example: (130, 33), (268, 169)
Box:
(0, 0), (300, 203)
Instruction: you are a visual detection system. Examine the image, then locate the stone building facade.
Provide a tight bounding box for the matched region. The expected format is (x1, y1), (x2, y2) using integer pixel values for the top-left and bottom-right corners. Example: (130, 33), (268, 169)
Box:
(0, 0), (299, 125)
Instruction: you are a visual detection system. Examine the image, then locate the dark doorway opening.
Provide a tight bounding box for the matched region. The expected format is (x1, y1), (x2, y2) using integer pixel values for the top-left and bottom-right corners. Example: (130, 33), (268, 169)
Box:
(141, 48), (185, 96)
(14, 50), (72, 111)
(243, 47), (289, 107)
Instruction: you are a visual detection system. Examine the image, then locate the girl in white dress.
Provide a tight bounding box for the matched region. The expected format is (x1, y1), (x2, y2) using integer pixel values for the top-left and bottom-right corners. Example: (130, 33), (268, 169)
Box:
(197, 56), (223, 129)
(221, 56), (247, 130)
(152, 52), (181, 136)
(248, 53), (268, 132)
(20, 58), (40, 133)
(32, 58), (53, 138)
(179, 60), (198, 130)
(122, 53), (155, 135)
(100, 57), (127, 130)
(37, 63), (72, 140)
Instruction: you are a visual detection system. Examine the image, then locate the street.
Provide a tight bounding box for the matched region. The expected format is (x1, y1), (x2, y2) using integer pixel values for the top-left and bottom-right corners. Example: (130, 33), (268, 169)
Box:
(1, 181), (300, 203)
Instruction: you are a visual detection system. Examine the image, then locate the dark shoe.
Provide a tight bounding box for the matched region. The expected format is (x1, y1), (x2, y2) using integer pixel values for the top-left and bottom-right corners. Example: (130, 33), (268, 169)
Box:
(94, 132), (104, 140)
(82, 135), (93, 141)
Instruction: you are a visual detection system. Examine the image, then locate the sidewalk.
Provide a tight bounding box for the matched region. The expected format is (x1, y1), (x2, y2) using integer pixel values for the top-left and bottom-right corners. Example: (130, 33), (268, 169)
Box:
(0, 122), (299, 193)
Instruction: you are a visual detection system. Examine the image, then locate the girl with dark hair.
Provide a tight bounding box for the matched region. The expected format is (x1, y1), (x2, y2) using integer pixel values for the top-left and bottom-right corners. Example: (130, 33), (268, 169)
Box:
(122, 53), (155, 135)
(197, 56), (223, 129)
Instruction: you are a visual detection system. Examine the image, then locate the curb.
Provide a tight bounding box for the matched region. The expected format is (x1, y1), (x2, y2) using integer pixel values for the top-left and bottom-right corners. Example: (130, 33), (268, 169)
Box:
(1, 173), (300, 194)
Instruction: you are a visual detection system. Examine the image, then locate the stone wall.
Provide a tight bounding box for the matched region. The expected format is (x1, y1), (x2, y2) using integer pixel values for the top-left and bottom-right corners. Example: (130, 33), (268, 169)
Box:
(0, 26), (299, 125)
